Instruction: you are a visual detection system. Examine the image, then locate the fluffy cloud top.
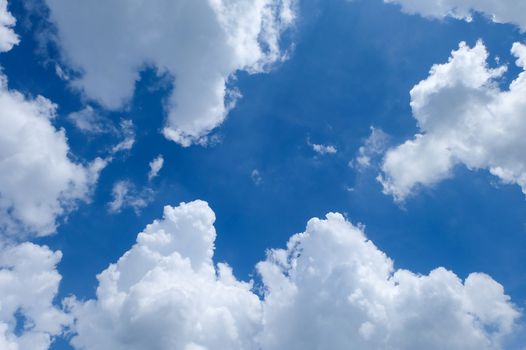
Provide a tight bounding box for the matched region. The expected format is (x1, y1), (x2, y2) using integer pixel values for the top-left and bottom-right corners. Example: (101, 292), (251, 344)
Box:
(257, 212), (518, 350)
(70, 201), (262, 350)
(385, 0), (526, 31)
(0, 243), (70, 350)
(44, 0), (296, 146)
(69, 201), (520, 350)
(379, 41), (526, 201)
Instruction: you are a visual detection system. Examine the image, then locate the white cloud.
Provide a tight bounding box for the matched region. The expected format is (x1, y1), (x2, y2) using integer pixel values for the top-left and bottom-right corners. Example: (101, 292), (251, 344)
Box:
(69, 200), (521, 350)
(257, 212), (519, 350)
(44, 0), (296, 146)
(379, 41), (526, 201)
(353, 127), (389, 170)
(385, 0), (526, 31)
(0, 242), (70, 350)
(107, 180), (154, 215)
(0, 0), (19, 53)
(70, 201), (262, 350)
(0, 72), (106, 238)
(310, 142), (338, 155)
(148, 155), (164, 181)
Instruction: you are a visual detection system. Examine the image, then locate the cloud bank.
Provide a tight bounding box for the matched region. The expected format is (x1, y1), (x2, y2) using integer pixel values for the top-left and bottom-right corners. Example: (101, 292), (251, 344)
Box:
(44, 0), (296, 146)
(69, 200), (520, 350)
(379, 41), (526, 201)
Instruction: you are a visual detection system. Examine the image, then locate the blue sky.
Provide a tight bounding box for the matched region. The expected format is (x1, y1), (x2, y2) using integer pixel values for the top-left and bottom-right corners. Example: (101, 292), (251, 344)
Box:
(1, 0), (526, 349)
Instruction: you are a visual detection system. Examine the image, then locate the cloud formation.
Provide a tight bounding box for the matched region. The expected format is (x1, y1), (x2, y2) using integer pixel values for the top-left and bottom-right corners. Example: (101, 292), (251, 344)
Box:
(385, 0), (526, 31)
(0, 75), (106, 238)
(379, 41), (526, 201)
(257, 211), (519, 350)
(70, 201), (262, 350)
(70, 201), (520, 350)
(0, 243), (70, 350)
(44, 0), (296, 146)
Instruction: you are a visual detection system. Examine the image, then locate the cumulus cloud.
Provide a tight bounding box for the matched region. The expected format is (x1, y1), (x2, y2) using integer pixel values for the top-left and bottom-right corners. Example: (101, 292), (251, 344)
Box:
(69, 200), (520, 350)
(379, 41), (526, 201)
(385, 0), (526, 31)
(0, 68), (105, 239)
(148, 155), (164, 181)
(257, 212), (519, 350)
(70, 201), (262, 350)
(0, 243), (70, 350)
(44, 0), (296, 146)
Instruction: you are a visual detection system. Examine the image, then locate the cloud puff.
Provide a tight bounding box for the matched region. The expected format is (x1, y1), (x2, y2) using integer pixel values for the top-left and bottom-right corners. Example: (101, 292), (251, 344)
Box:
(385, 0), (526, 31)
(44, 0), (296, 146)
(69, 201), (520, 350)
(310, 142), (338, 155)
(0, 243), (70, 350)
(257, 212), (519, 350)
(0, 69), (107, 239)
(0, 72), (106, 238)
(379, 41), (526, 201)
(148, 155), (164, 181)
(70, 201), (262, 350)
